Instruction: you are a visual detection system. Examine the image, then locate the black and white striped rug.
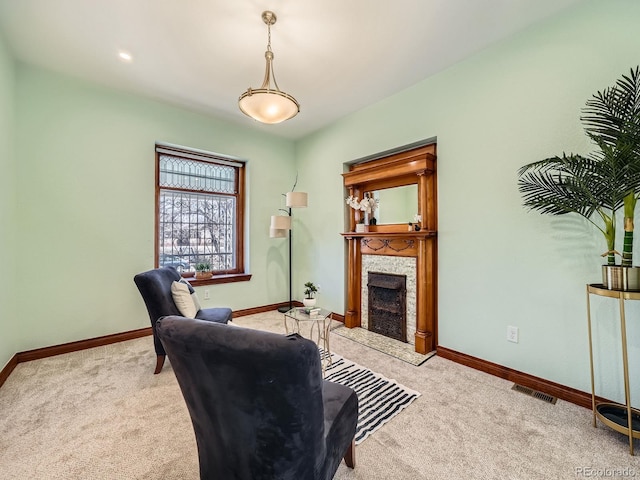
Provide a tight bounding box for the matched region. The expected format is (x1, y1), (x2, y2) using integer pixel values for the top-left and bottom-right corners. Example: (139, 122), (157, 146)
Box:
(321, 350), (421, 444)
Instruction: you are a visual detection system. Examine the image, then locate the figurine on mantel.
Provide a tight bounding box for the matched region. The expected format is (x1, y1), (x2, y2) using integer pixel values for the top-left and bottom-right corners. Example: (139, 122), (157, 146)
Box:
(408, 214), (422, 231)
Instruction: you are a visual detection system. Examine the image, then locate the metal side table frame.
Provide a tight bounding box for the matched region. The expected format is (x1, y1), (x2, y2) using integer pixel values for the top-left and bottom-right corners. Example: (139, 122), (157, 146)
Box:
(587, 283), (640, 455)
(284, 307), (333, 375)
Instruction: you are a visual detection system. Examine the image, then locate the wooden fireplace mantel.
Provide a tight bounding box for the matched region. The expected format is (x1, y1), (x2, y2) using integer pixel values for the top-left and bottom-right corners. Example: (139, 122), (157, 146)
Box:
(342, 231), (437, 354)
(342, 144), (438, 354)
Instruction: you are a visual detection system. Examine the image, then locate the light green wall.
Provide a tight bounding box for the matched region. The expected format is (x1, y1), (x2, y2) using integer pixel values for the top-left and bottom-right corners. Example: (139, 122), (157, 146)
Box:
(14, 64), (295, 351)
(294, 0), (640, 397)
(4, 0), (639, 401)
(0, 32), (18, 370)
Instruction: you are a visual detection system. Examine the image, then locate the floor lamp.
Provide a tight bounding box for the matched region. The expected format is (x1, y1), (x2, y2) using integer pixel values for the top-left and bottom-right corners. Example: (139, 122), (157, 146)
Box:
(270, 190), (308, 313)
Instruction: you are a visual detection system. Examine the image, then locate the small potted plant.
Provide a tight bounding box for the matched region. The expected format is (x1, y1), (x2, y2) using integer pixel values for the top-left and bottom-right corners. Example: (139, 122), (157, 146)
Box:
(303, 281), (318, 307)
(195, 261), (212, 280)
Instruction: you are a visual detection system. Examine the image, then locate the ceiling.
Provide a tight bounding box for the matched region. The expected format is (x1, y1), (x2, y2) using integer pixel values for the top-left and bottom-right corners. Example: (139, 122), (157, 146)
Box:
(0, 0), (586, 140)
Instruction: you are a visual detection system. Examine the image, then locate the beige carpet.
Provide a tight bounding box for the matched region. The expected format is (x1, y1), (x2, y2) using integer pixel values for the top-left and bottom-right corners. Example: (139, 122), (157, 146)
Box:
(2, 310), (640, 479)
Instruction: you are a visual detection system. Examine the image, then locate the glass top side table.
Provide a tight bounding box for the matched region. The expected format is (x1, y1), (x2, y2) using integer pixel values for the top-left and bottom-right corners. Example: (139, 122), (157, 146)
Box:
(283, 307), (333, 374)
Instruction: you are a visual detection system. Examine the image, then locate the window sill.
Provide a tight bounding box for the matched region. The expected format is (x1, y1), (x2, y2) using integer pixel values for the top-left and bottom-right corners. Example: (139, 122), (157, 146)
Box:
(185, 273), (252, 286)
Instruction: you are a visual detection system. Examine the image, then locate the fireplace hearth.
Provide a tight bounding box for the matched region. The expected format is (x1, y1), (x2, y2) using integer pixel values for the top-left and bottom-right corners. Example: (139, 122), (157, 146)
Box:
(367, 272), (407, 342)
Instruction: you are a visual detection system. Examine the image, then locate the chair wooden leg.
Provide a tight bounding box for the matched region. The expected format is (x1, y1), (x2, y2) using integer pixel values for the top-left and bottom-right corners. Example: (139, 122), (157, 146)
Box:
(154, 354), (166, 374)
(343, 439), (355, 469)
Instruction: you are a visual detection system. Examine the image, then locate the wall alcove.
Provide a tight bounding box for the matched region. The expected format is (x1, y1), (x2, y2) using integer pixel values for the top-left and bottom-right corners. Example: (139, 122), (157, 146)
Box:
(341, 143), (437, 354)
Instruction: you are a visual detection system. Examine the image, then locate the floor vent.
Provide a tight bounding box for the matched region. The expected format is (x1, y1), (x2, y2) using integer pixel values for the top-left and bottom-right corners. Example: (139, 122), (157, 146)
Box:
(511, 384), (557, 404)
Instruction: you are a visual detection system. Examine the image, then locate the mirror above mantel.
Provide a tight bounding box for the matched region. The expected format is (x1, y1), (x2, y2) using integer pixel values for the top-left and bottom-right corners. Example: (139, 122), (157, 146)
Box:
(370, 184), (418, 225)
(342, 143), (437, 234)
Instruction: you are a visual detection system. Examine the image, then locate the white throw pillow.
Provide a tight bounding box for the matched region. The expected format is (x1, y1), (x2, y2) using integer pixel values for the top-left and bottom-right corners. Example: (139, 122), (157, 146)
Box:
(171, 280), (199, 318)
(180, 278), (201, 311)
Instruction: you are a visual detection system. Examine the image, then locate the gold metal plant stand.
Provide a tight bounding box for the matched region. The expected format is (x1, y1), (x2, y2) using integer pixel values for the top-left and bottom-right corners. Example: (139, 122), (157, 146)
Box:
(586, 284), (640, 455)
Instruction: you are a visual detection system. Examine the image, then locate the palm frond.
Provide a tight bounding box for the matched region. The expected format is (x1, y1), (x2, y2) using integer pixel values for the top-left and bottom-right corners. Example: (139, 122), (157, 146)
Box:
(517, 154), (616, 218)
(582, 66), (640, 152)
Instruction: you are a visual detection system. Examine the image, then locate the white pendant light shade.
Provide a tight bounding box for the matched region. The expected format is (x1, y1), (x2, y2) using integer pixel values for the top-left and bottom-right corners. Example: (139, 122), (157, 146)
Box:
(238, 11), (299, 124)
(270, 228), (287, 238)
(285, 191), (308, 208)
(270, 215), (291, 230)
(239, 89), (299, 124)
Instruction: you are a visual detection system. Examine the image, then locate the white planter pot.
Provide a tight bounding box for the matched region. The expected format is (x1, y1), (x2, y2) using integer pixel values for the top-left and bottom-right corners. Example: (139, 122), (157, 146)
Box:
(303, 298), (317, 307)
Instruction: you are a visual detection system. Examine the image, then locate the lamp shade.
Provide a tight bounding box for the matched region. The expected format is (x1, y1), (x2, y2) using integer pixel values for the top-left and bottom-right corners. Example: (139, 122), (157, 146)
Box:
(239, 90), (299, 124)
(270, 228), (287, 238)
(270, 215), (291, 230)
(285, 191), (308, 208)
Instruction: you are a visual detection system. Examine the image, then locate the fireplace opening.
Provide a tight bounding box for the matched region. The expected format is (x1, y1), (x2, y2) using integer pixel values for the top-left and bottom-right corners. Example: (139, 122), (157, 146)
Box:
(367, 272), (407, 342)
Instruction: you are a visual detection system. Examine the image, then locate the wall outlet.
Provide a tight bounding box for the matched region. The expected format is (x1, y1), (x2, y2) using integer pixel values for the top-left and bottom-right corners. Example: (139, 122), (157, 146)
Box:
(507, 326), (519, 343)
(203, 289), (210, 300)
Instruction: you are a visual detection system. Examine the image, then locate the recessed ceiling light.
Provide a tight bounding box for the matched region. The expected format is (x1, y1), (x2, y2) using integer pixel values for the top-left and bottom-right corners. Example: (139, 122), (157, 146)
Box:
(118, 51), (133, 63)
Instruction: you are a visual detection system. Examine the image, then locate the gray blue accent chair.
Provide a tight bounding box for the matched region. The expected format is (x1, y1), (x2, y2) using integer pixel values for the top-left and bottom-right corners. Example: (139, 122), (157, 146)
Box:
(156, 316), (358, 480)
(133, 267), (232, 373)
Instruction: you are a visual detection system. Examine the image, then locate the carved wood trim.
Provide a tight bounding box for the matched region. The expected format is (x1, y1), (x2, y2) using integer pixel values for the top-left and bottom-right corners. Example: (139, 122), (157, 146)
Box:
(342, 231), (436, 239)
(343, 145), (436, 187)
(345, 236), (362, 328)
(361, 237), (417, 256)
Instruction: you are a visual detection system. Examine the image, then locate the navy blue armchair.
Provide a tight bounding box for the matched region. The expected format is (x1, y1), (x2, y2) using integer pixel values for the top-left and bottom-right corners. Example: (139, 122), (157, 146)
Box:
(156, 316), (358, 480)
(134, 267), (232, 374)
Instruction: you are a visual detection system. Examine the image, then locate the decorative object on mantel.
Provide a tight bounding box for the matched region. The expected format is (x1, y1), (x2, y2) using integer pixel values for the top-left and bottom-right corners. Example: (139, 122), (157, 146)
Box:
(303, 281), (319, 307)
(518, 66), (640, 291)
(238, 11), (300, 124)
(346, 193), (379, 228)
(408, 214), (422, 232)
(270, 175), (308, 312)
(355, 222), (367, 233)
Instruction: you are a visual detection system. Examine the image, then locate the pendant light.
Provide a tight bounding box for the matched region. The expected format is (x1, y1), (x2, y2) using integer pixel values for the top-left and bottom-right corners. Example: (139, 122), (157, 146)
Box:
(238, 11), (300, 124)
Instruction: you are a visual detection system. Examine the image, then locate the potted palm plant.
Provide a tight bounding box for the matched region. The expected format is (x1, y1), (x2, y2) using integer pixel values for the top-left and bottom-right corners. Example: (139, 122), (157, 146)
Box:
(518, 66), (640, 290)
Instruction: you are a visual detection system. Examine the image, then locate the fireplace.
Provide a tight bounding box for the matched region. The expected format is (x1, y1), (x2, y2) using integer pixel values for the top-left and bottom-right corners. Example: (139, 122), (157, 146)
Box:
(341, 142), (437, 354)
(367, 272), (407, 342)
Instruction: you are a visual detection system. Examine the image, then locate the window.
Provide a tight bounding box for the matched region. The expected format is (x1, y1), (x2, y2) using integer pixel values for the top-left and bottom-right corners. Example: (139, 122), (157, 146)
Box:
(155, 144), (249, 284)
